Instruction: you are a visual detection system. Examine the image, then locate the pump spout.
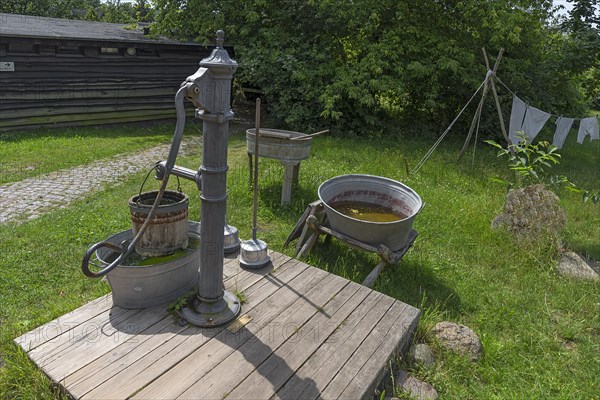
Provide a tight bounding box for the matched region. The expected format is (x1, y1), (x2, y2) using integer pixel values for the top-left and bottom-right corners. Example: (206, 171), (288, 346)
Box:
(155, 161), (202, 191)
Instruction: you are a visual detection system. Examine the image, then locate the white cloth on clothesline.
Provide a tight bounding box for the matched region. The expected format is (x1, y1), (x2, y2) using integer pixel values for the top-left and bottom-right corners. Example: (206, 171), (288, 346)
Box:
(522, 104), (551, 143)
(508, 96), (527, 144)
(577, 117), (599, 144)
(508, 95), (551, 144)
(552, 117), (575, 149)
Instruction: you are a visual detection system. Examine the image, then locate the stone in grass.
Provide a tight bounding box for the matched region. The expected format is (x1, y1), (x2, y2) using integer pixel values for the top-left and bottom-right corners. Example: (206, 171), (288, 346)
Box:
(492, 184), (566, 240)
(431, 321), (483, 361)
(556, 252), (599, 281)
(409, 343), (436, 367)
(394, 370), (438, 400)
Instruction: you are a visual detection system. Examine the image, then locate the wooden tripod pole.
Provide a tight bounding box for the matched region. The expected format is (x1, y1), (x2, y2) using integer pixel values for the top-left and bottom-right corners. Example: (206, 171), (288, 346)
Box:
(483, 48), (508, 144)
(458, 47), (504, 160)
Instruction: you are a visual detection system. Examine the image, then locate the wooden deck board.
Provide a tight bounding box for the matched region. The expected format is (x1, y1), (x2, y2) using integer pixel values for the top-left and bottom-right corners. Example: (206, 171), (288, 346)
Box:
(130, 262), (328, 400)
(274, 290), (393, 400)
(319, 302), (418, 400)
(224, 282), (368, 400)
(14, 294), (114, 351)
(14, 251), (419, 400)
(179, 273), (355, 400)
(82, 255), (304, 400)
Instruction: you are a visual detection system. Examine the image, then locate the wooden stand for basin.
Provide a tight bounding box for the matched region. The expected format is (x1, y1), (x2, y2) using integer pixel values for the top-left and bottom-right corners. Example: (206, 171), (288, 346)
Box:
(284, 200), (418, 287)
(247, 153), (300, 206)
(246, 128), (315, 206)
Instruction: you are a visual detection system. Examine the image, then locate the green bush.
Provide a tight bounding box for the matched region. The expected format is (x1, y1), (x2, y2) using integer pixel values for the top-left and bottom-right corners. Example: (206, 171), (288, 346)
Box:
(152, 0), (588, 136)
(486, 132), (599, 204)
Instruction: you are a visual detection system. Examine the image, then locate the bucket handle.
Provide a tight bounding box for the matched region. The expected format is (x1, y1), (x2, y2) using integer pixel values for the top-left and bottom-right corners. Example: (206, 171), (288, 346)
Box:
(137, 165), (182, 203)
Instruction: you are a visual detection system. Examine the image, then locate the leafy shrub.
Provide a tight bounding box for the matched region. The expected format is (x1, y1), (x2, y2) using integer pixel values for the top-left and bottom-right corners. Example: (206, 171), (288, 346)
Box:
(152, 0), (588, 136)
(486, 132), (598, 204)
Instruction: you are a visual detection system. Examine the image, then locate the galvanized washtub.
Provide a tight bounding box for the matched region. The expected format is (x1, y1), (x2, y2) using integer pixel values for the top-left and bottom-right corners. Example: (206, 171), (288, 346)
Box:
(96, 221), (200, 309)
(318, 174), (422, 251)
(246, 128), (312, 162)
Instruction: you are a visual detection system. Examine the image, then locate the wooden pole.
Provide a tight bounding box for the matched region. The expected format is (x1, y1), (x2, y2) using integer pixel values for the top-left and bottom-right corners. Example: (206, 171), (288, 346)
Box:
(252, 98), (261, 241)
(484, 48), (509, 144)
(458, 77), (489, 160)
(458, 47), (504, 160)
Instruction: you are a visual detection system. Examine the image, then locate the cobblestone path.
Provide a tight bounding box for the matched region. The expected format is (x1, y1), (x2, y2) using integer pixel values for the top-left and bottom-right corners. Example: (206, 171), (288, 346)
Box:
(0, 137), (201, 224)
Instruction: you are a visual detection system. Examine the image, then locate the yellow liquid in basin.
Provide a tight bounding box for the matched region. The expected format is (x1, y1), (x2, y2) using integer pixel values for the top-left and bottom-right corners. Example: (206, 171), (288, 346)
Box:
(331, 201), (407, 222)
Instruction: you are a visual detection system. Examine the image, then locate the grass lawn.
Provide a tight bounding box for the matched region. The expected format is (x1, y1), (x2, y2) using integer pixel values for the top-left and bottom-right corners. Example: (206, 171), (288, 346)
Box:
(0, 123), (202, 185)
(0, 121), (598, 399)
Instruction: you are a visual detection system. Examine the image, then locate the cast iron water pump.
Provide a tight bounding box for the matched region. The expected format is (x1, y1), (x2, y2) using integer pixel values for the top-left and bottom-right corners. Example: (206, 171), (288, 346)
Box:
(81, 31), (241, 327)
(174, 30), (241, 326)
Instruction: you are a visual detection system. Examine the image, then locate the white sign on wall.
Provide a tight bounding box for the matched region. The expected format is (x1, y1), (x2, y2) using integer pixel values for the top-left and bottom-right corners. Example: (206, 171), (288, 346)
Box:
(0, 62), (15, 72)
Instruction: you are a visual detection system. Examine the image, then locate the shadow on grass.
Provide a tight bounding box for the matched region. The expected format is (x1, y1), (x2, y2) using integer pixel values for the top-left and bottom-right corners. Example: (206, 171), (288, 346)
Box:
(565, 240), (600, 260)
(376, 258), (462, 314)
(301, 237), (461, 314)
(258, 181), (317, 215)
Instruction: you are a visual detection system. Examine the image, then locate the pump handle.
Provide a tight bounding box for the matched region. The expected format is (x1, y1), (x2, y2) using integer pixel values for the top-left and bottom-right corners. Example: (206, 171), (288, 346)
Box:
(82, 81), (192, 279)
(81, 241), (128, 278)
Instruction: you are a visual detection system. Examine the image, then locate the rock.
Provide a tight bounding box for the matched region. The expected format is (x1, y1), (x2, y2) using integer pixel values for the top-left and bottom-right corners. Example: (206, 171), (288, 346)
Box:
(562, 340), (576, 351)
(409, 343), (436, 367)
(395, 370), (438, 400)
(431, 321), (483, 361)
(492, 184), (566, 239)
(556, 252), (600, 281)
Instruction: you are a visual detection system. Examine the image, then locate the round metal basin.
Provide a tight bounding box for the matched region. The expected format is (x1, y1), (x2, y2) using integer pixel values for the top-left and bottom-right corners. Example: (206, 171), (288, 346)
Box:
(318, 175), (422, 251)
(96, 221), (200, 309)
(246, 128), (312, 162)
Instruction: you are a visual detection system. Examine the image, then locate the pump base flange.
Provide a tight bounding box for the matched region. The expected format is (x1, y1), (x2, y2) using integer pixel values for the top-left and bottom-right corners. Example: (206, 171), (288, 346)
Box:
(179, 290), (241, 327)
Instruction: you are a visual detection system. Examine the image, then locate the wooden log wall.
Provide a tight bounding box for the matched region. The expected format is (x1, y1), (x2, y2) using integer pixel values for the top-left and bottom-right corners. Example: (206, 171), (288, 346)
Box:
(0, 37), (218, 131)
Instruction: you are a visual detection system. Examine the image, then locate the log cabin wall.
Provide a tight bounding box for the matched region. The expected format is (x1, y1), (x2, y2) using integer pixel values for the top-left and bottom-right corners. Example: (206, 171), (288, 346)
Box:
(0, 13), (226, 131)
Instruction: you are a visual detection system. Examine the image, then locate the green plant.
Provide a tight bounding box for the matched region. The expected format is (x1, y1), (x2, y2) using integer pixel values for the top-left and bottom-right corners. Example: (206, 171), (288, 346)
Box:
(168, 294), (189, 313)
(234, 289), (247, 305)
(485, 132), (598, 203)
(485, 132), (567, 188)
(168, 288), (197, 314)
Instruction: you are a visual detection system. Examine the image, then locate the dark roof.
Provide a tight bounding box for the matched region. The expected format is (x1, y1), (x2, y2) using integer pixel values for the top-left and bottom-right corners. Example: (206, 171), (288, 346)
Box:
(0, 13), (195, 46)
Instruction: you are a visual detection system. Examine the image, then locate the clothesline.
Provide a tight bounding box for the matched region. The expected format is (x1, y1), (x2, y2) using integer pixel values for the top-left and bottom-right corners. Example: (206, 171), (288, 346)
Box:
(411, 77), (487, 174)
(412, 68), (598, 175)
(493, 74), (516, 98)
(490, 70), (596, 121)
(488, 69), (599, 148)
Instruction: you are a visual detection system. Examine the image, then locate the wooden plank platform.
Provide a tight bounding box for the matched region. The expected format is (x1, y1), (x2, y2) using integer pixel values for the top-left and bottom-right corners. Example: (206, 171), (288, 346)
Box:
(14, 251), (420, 400)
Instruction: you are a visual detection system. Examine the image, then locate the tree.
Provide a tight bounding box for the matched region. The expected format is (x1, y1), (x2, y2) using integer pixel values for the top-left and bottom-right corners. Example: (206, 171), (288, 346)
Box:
(135, 0), (153, 23)
(97, 0), (136, 23)
(559, 0), (600, 108)
(1, 0), (101, 19)
(153, 1), (591, 134)
(1, 0), (149, 23)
